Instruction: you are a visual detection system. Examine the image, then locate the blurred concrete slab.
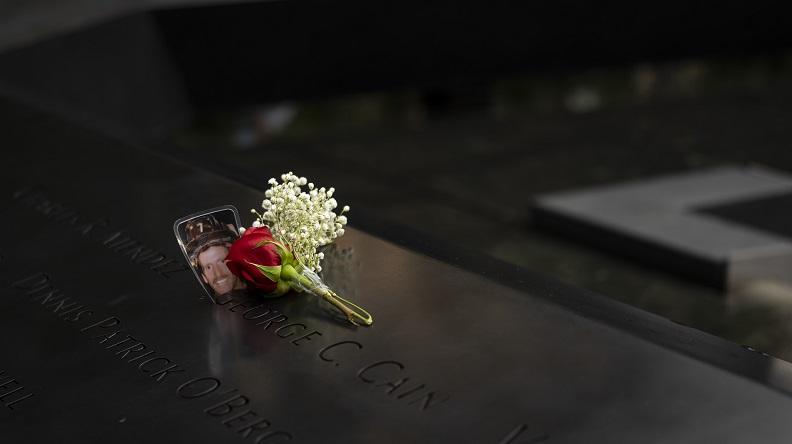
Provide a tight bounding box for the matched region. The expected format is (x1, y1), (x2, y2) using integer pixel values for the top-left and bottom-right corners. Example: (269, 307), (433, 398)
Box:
(534, 166), (792, 291)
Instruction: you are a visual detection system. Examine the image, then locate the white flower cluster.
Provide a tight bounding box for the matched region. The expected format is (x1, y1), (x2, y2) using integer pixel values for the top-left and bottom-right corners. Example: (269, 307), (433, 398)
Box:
(251, 172), (350, 272)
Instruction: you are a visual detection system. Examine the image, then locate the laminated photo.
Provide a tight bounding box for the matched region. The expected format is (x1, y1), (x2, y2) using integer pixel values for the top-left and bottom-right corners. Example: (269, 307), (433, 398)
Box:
(173, 205), (247, 302)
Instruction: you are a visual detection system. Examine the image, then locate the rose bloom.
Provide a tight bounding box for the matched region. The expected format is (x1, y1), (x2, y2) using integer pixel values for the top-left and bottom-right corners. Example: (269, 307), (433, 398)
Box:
(226, 226), (283, 293)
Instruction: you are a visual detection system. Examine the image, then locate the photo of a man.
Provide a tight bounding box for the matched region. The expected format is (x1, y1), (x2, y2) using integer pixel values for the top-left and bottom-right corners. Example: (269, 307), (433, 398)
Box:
(174, 207), (247, 300)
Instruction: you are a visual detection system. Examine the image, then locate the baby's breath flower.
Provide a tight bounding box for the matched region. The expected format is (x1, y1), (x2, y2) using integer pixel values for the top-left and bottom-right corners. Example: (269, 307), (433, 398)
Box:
(251, 172), (349, 271)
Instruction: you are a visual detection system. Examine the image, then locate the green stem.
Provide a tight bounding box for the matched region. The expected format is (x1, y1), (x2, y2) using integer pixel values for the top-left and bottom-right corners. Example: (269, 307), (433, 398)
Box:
(280, 263), (373, 326)
(280, 263), (313, 288)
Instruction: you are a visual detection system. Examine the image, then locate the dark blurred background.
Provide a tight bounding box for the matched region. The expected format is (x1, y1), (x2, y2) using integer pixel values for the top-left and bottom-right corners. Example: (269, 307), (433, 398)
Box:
(2, 1), (792, 358)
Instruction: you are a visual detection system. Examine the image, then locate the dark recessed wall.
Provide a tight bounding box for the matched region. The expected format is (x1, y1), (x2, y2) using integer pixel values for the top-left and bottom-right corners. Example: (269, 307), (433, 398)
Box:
(153, 1), (791, 106)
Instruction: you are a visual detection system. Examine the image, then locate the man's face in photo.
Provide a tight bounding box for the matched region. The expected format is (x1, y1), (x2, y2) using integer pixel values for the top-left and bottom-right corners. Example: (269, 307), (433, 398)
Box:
(198, 244), (245, 295)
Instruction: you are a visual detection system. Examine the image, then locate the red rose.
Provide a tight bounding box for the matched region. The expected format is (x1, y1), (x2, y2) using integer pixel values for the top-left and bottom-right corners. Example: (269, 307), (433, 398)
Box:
(226, 226), (282, 293)
(224, 223), (371, 325)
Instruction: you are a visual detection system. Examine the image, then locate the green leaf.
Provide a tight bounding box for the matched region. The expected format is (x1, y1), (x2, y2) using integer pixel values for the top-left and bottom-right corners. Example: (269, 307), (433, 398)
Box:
(250, 262), (281, 283)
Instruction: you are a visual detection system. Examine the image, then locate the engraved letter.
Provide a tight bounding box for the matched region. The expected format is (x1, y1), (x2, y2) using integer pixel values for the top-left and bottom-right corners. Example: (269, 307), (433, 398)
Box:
(204, 394), (250, 416)
(221, 410), (259, 428)
(274, 323), (306, 339)
(407, 391), (449, 411)
(256, 431), (293, 443)
(291, 331), (322, 346)
(149, 364), (185, 383)
(318, 341), (362, 366)
(11, 272), (49, 291)
(80, 316), (120, 333)
(236, 417), (272, 438)
(177, 377), (221, 399)
(255, 314), (288, 329)
(138, 357), (171, 372)
(357, 361), (404, 384)
(242, 305), (272, 320)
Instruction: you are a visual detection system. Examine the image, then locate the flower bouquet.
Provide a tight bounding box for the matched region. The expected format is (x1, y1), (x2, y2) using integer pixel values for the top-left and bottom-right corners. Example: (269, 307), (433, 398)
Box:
(225, 172), (373, 326)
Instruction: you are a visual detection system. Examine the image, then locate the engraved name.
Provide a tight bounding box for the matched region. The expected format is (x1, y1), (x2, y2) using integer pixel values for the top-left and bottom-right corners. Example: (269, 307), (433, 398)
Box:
(178, 377), (292, 443)
(0, 370), (34, 410)
(218, 294), (451, 413)
(11, 188), (188, 279)
(11, 272), (293, 441)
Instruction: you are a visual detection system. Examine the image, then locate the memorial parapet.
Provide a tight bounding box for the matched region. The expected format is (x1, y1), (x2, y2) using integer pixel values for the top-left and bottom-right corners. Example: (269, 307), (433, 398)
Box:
(2, 97), (792, 442)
